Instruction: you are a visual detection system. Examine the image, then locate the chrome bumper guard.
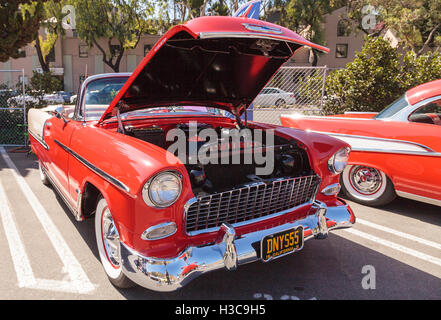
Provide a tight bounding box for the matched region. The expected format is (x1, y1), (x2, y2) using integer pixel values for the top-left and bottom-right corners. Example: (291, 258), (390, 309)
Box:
(120, 200), (355, 292)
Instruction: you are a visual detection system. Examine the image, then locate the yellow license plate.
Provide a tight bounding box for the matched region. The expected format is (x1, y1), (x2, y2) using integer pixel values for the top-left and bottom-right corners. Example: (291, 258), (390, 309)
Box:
(261, 226), (304, 262)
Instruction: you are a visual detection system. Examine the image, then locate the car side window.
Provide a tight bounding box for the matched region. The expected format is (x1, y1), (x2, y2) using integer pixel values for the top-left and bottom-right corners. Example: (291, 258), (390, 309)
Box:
(409, 98), (441, 125)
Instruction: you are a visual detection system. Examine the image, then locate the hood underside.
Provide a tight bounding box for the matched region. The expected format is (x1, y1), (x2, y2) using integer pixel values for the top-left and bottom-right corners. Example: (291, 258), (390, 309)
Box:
(99, 17), (329, 123)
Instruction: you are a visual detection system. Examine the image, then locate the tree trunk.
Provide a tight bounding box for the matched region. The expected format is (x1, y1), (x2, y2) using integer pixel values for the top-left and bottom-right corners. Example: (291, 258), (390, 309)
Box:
(34, 36), (50, 73)
(309, 49), (318, 66)
(92, 38), (124, 73)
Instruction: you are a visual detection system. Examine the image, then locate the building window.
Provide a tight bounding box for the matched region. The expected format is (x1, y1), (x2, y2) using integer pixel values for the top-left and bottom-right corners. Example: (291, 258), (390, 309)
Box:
(79, 45), (88, 58)
(335, 44), (348, 58)
(17, 48), (26, 58)
(144, 44), (152, 57)
(337, 19), (351, 37)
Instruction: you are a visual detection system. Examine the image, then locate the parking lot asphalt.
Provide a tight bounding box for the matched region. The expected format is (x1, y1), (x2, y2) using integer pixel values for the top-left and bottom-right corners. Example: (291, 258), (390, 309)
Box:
(0, 147), (440, 300)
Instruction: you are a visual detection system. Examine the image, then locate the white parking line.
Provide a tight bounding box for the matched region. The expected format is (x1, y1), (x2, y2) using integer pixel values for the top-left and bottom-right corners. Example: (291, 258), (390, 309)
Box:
(0, 180), (36, 287)
(341, 228), (441, 267)
(0, 147), (95, 294)
(357, 218), (441, 250)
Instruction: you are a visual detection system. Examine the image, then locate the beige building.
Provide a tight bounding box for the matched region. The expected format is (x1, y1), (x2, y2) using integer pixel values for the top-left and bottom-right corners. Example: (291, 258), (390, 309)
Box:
(0, 29), (160, 93)
(286, 7), (365, 68)
(0, 7), (365, 92)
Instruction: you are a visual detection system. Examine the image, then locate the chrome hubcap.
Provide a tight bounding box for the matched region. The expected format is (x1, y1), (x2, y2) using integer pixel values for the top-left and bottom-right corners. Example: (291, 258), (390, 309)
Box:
(350, 166), (382, 195)
(102, 209), (121, 266)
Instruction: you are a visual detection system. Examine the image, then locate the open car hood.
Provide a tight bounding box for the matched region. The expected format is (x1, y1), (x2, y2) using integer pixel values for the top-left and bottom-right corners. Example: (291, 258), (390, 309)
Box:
(98, 16), (329, 123)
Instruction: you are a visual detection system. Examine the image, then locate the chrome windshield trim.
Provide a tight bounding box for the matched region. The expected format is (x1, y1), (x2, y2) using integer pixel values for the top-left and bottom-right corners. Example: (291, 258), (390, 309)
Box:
(77, 73), (131, 121)
(386, 94), (441, 121)
(54, 139), (130, 193)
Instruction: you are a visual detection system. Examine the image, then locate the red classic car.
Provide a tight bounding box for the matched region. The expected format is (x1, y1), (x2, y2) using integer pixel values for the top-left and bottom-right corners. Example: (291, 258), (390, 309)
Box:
(281, 79), (441, 207)
(28, 16), (355, 292)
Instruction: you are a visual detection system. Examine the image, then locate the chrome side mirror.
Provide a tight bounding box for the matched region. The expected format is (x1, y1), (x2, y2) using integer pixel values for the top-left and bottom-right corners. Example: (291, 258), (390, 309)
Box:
(52, 107), (69, 124)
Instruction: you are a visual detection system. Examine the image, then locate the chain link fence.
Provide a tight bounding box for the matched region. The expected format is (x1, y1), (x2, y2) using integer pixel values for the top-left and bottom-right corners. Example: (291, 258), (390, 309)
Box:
(0, 69), (26, 146)
(0, 66), (329, 145)
(249, 66), (327, 125)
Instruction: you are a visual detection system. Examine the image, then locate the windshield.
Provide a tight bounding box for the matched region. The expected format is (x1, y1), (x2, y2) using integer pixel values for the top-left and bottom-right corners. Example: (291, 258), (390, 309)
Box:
(82, 77), (128, 120)
(375, 95), (409, 119)
(82, 77), (223, 121)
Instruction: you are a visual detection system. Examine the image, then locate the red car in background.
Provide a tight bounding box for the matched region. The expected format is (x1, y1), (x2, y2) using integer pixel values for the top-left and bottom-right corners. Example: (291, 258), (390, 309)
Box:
(281, 79), (441, 207)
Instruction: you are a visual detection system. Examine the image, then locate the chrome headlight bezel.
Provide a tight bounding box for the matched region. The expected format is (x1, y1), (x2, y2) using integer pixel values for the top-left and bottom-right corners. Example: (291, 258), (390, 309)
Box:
(328, 147), (350, 174)
(142, 171), (183, 208)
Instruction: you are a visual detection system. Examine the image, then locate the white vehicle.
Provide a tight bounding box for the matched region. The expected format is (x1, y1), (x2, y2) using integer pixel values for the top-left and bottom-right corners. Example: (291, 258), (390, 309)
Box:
(7, 94), (39, 107)
(70, 94), (77, 104)
(253, 87), (297, 107)
(8, 93), (64, 107)
(43, 93), (64, 105)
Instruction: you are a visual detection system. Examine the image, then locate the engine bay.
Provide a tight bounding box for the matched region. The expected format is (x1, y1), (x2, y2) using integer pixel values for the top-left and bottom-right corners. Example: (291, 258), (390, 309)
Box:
(122, 120), (314, 197)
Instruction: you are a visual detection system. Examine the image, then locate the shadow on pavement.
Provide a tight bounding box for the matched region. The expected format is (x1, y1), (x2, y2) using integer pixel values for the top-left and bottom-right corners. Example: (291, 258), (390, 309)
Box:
(0, 147), (37, 178)
(340, 193), (441, 227)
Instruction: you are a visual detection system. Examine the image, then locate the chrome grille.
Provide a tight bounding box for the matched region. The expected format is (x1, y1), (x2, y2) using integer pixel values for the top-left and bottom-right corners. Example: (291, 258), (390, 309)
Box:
(185, 175), (320, 234)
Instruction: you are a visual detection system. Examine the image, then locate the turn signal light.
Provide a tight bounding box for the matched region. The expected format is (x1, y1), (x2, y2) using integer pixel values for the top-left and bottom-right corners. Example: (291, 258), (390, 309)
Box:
(141, 222), (177, 240)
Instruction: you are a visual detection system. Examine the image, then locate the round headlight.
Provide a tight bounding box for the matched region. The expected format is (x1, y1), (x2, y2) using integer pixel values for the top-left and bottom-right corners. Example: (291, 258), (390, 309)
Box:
(328, 147), (350, 174)
(142, 171), (182, 208)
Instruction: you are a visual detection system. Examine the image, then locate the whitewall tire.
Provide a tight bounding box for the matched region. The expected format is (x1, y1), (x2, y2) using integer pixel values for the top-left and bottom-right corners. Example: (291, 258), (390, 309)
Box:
(95, 197), (134, 288)
(39, 161), (50, 186)
(341, 165), (396, 207)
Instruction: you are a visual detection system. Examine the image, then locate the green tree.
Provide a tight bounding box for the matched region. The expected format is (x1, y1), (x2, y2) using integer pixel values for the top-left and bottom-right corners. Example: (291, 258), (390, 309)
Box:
(324, 36), (441, 115)
(346, 0), (441, 57)
(28, 70), (62, 93)
(0, 0), (54, 62)
(73, 0), (156, 72)
(323, 37), (403, 114)
(162, 0), (247, 23)
(34, 0), (71, 73)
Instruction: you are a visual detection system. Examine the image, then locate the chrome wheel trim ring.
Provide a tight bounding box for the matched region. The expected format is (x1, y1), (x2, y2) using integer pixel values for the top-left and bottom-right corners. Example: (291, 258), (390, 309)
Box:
(101, 208), (121, 267)
(349, 165), (383, 195)
(342, 165), (388, 201)
(95, 198), (123, 279)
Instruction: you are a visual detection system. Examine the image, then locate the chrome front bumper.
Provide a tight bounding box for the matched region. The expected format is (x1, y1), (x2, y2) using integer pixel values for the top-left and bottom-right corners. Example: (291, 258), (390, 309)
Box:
(120, 200), (355, 292)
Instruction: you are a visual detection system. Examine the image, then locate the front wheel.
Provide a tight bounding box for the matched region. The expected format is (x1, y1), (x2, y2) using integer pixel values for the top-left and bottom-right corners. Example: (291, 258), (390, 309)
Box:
(95, 197), (134, 288)
(341, 165), (396, 207)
